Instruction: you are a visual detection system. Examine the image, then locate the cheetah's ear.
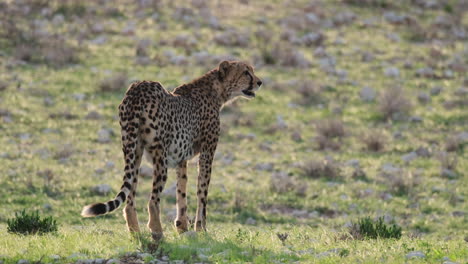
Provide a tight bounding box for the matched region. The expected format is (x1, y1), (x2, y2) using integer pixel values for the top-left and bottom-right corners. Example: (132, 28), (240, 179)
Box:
(218, 60), (230, 81)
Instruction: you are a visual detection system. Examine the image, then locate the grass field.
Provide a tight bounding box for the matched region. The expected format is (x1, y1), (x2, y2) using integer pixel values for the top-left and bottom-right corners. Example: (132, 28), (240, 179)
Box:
(0, 0), (467, 263)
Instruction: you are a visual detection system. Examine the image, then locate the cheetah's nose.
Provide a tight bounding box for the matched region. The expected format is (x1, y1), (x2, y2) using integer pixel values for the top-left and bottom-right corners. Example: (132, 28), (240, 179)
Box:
(257, 81), (262, 87)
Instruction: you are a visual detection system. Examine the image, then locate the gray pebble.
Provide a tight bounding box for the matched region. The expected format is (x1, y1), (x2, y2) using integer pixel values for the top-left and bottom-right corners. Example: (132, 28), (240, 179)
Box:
(406, 251), (425, 259)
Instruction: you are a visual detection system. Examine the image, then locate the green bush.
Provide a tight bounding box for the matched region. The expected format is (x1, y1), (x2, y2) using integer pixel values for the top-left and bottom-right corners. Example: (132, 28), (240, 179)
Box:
(350, 217), (402, 239)
(7, 210), (58, 235)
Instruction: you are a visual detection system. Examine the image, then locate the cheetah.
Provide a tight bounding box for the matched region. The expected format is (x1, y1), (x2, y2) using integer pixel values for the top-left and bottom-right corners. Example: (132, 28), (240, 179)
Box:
(81, 61), (262, 239)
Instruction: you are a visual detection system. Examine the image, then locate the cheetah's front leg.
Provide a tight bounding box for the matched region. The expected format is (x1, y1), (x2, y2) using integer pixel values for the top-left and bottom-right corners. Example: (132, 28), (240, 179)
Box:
(195, 151), (214, 231)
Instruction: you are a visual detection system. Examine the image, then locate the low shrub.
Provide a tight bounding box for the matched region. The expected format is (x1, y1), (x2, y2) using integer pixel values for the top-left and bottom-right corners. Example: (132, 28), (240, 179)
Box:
(349, 217), (402, 239)
(362, 130), (388, 152)
(7, 210), (58, 235)
(301, 159), (342, 181)
(378, 86), (412, 121)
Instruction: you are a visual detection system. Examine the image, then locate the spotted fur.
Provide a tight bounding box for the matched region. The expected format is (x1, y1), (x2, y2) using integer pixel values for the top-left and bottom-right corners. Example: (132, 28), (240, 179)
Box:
(81, 61), (262, 237)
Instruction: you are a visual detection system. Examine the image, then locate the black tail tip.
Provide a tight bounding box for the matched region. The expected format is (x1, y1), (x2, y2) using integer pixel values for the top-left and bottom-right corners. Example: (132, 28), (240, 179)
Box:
(81, 203), (107, 217)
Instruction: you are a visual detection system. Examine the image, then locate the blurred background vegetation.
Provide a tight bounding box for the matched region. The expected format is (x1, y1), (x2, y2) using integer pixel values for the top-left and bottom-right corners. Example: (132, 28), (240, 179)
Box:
(0, 0), (467, 263)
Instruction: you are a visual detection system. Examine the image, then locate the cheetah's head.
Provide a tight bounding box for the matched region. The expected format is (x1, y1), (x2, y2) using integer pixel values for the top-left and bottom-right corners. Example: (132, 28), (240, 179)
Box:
(218, 60), (262, 100)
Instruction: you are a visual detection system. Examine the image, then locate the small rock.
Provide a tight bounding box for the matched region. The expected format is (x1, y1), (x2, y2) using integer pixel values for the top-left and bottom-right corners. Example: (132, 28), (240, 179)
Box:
(139, 165), (153, 178)
(300, 32), (325, 46)
(415, 147), (431, 157)
(19, 133), (31, 140)
(443, 70), (454, 79)
(416, 67), (435, 78)
(106, 259), (120, 264)
(417, 92), (430, 104)
(381, 163), (401, 175)
(291, 131), (302, 142)
(17, 260), (29, 264)
(76, 260), (94, 264)
(44, 97), (55, 106)
(97, 129), (111, 143)
(384, 12), (407, 24)
(95, 168), (106, 175)
(406, 251), (426, 259)
(333, 11), (356, 25)
(162, 183), (176, 198)
(441, 169), (457, 179)
(430, 86), (442, 95)
(198, 254), (208, 261)
(361, 51), (374, 62)
(91, 184), (112, 196)
(43, 203), (53, 210)
(457, 132), (468, 142)
(49, 255), (60, 261)
(182, 231), (197, 238)
(72, 93), (86, 101)
(360, 86), (376, 102)
(452, 211), (465, 217)
(384, 67), (400, 78)
(236, 133), (256, 140)
(85, 111), (102, 120)
(442, 261), (458, 264)
(276, 115), (287, 129)
(380, 192), (393, 201)
(313, 47), (327, 58)
(345, 159), (360, 168)
(254, 162), (274, 172)
(68, 253), (87, 260)
(454, 87), (468, 96)
(94, 259), (105, 264)
(401, 152), (418, 163)
(105, 161), (115, 169)
(386, 33), (401, 42)
(409, 116), (423, 123)
(245, 217), (256, 225)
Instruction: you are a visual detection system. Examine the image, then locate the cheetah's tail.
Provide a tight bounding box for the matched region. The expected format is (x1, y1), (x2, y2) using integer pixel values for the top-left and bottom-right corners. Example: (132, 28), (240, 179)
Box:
(80, 188), (128, 217)
(82, 85), (142, 217)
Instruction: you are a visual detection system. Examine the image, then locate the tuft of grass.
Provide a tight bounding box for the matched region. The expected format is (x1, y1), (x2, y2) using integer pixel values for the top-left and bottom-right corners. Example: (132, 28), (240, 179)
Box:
(301, 159), (342, 181)
(7, 210), (58, 235)
(349, 217), (402, 240)
(362, 130), (388, 152)
(378, 86), (412, 121)
(436, 151), (458, 171)
(445, 135), (462, 152)
(316, 119), (345, 139)
(315, 119), (345, 150)
(295, 80), (323, 105)
(99, 73), (129, 93)
(385, 171), (420, 196)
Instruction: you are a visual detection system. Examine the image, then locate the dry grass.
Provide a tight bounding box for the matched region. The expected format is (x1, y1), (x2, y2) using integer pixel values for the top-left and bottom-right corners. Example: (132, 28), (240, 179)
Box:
(436, 152), (458, 171)
(0, 2), (80, 67)
(99, 73), (129, 93)
(314, 119), (345, 150)
(362, 130), (388, 152)
(262, 44), (311, 68)
(316, 119), (345, 138)
(384, 170), (420, 196)
(378, 86), (412, 121)
(300, 159), (342, 181)
(295, 80), (323, 105)
(445, 135), (462, 152)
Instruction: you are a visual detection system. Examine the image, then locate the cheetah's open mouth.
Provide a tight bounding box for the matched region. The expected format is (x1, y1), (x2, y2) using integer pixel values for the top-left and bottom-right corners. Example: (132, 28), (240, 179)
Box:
(242, 89), (255, 98)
